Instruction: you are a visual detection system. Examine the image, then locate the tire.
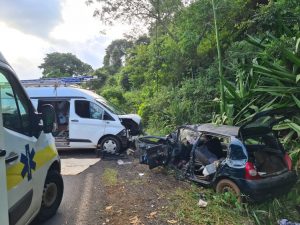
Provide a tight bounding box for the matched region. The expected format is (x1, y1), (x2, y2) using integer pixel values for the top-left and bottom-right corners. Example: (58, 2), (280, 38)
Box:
(216, 179), (241, 202)
(36, 170), (64, 222)
(99, 136), (121, 154)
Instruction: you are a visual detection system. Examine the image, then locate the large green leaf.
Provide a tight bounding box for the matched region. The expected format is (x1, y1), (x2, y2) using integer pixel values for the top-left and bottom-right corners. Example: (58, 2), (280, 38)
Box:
(292, 95), (300, 108)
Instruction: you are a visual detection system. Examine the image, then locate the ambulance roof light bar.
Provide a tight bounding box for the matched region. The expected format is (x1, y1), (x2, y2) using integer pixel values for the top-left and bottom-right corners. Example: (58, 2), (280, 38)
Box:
(21, 76), (94, 87)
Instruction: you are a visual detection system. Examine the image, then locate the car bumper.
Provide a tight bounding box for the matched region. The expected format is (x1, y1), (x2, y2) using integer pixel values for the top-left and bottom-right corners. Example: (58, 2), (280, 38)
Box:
(235, 171), (297, 202)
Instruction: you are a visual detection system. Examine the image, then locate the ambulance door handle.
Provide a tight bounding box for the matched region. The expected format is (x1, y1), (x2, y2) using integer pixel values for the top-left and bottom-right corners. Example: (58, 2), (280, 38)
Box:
(5, 152), (18, 164)
(0, 149), (6, 157)
(71, 119), (79, 122)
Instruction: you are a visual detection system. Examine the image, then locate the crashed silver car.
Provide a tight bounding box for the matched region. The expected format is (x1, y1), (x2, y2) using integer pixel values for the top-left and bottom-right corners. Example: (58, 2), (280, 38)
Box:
(138, 108), (298, 201)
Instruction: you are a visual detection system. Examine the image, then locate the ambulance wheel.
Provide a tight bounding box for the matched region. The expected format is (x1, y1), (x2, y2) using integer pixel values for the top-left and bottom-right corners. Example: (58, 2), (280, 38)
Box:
(216, 179), (241, 202)
(99, 136), (121, 154)
(36, 170), (64, 222)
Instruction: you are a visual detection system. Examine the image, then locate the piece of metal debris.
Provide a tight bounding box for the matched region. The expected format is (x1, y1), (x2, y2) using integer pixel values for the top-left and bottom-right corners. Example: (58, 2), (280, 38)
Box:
(117, 159), (132, 165)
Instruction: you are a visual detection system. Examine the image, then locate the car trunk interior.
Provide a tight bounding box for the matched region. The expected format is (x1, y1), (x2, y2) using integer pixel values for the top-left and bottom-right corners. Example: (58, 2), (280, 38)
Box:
(244, 132), (288, 176)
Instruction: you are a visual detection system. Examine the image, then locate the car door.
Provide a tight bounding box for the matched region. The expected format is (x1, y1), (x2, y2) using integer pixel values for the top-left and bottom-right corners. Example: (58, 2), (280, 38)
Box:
(69, 99), (106, 148)
(0, 69), (38, 225)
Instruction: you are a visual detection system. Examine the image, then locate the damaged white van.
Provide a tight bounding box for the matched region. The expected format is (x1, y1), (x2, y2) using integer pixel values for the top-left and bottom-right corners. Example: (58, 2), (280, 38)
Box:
(24, 84), (142, 154)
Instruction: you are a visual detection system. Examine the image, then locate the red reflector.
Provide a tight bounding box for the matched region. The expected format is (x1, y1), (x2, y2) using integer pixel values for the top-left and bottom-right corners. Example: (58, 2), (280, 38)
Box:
(245, 162), (261, 180)
(284, 153), (292, 171)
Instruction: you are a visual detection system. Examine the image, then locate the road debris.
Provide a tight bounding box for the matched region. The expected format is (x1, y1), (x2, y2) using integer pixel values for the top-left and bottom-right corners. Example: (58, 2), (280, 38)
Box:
(167, 219), (178, 224)
(138, 173), (145, 177)
(105, 206), (113, 211)
(117, 159), (132, 165)
(198, 198), (208, 208)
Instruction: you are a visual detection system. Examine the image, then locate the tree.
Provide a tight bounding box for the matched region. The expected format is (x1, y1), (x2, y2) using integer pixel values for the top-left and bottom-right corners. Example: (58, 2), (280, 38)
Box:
(87, 0), (183, 41)
(103, 39), (133, 74)
(39, 52), (93, 78)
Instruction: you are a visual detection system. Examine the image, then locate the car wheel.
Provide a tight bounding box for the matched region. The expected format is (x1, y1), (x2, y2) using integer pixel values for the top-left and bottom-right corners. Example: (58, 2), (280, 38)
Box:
(36, 170), (64, 222)
(100, 136), (121, 154)
(216, 179), (241, 202)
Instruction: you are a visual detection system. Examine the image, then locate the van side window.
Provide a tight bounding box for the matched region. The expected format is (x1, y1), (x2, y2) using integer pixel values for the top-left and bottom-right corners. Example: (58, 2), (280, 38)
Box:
(75, 100), (104, 120)
(0, 71), (31, 136)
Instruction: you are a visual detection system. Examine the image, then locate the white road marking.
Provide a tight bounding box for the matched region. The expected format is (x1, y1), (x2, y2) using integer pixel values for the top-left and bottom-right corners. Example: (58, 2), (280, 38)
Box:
(61, 158), (100, 175)
(74, 173), (93, 225)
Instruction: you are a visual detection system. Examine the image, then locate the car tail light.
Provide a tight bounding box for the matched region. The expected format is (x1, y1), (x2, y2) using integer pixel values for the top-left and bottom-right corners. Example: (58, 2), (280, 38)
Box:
(284, 153), (292, 171)
(245, 162), (261, 180)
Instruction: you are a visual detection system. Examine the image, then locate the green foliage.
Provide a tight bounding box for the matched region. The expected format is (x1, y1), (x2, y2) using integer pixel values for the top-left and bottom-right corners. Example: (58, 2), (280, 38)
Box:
(39, 52), (93, 77)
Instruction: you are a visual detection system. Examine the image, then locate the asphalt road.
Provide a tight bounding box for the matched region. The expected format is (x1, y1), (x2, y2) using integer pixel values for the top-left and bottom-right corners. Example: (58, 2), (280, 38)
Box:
(38, 149), (107, 225)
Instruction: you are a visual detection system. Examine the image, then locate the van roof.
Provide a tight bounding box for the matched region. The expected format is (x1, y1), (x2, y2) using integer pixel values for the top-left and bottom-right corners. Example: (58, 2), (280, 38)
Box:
(26, 86), (105, 101)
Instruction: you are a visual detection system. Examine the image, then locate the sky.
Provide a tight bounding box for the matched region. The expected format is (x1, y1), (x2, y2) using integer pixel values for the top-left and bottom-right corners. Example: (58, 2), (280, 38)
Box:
(0, 0), (131, 79)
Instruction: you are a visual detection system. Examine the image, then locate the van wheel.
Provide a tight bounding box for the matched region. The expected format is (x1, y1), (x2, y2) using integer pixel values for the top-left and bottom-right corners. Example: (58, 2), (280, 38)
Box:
(99, 136), (121, 154)
(36, 170), (64, 222)
(216, 179), (241, 202)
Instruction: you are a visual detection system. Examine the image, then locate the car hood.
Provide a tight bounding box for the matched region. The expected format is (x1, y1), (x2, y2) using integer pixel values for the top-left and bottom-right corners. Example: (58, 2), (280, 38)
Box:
(119, 114), (141, 125)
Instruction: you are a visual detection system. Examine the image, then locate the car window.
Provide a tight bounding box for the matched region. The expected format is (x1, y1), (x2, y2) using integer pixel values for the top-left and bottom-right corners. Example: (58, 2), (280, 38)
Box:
(229, 144), (247, 160)
(0, 70), (31, 136)
(75, 100), (104, 120)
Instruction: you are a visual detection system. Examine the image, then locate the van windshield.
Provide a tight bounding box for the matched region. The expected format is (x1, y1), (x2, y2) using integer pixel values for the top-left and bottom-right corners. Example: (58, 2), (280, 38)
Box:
(96, 98), (125, 115)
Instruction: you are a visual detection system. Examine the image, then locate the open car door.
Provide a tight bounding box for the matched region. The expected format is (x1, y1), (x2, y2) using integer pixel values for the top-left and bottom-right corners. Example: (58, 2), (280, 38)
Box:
(238, 107), (299, 138)
(137, 136), (171, 169)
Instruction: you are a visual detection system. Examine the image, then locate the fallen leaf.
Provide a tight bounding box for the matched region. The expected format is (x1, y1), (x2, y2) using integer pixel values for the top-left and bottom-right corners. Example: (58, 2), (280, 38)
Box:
(167, 219), (178, 224)
(130, 216), (141, 225)
(146, 211), (157, 219)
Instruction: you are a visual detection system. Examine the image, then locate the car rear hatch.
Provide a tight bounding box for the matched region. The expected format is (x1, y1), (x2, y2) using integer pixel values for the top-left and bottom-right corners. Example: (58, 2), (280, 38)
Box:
(239, 108), (298, 178)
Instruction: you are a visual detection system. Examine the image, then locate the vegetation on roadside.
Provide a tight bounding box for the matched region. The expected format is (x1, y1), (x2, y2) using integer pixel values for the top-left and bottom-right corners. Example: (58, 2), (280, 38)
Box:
(166, 182), (300, 225)
(101, 168), (119, 186)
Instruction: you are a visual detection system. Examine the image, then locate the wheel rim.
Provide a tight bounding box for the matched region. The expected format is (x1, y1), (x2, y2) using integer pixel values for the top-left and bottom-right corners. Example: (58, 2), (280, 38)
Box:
(103, 139), (117, 153)
(222, 185), (236, 194)
(43, 183), (58, 207)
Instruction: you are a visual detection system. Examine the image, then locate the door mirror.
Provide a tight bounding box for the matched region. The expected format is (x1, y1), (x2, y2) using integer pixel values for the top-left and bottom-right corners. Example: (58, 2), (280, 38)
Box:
(40, 104), (55, 133)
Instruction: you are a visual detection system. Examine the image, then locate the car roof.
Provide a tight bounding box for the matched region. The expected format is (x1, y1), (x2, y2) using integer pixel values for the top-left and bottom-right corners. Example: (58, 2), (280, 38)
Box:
(185, 123), (240, 137)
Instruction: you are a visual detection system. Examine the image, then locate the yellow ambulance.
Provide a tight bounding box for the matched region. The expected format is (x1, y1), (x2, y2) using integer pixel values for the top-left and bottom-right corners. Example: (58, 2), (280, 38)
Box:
(0, 52), (63, 225)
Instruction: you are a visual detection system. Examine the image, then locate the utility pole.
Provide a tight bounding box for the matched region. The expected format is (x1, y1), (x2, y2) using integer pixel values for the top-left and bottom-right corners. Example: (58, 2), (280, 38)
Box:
(212, 0), (225, 114)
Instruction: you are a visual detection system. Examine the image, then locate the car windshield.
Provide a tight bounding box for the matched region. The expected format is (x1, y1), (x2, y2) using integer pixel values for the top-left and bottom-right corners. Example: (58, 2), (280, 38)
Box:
(96, 98), (125, 115)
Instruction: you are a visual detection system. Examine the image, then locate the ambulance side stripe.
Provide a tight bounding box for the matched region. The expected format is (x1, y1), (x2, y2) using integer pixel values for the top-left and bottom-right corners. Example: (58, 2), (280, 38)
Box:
(6, 145), (57, 190)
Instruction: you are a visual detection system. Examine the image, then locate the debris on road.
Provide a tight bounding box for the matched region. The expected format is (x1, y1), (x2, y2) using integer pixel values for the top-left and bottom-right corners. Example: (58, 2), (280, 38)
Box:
(138, 173), (145, 177)
(167, 219), (178, 224)
(198, 198), (208, 208)
(117, 159), (132, 165)
(105, 206), (113, 211)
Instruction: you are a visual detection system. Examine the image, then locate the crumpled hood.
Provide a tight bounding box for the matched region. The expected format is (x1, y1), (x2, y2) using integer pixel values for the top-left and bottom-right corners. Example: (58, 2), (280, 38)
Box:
(119, 114), (141, 124)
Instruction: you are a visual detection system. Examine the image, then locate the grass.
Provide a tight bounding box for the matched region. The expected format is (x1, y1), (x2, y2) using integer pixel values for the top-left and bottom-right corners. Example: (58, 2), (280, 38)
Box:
(164, 181), (300, 225)
(101, 168), (118, 186)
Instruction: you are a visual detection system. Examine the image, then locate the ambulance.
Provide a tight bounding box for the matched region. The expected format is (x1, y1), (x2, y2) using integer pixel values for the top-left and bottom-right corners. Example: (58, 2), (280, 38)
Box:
(0, 52), (63, 225)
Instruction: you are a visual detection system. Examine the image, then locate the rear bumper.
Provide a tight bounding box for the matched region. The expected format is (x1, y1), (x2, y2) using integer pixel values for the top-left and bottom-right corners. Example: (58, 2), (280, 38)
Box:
(235, 171), (297, 202)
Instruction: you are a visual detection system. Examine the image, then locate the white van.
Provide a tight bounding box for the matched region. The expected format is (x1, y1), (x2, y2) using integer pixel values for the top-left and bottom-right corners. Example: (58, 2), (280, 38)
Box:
(0, 52), (63, 225)
(24, 84), (142, 154)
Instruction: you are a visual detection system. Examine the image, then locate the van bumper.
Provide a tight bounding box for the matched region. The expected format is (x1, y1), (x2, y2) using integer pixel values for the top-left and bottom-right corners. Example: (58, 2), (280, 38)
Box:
(117, 135), (129, 149)
(236, 171), (297, 202)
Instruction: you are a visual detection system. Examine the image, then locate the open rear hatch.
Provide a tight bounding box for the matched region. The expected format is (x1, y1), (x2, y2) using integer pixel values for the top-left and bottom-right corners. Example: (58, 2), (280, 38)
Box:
(239, 107), (299, 177)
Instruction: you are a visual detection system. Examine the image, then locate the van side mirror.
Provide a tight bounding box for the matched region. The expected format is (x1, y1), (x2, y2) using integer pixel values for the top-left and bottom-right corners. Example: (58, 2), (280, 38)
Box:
(40, 104), (55, 133)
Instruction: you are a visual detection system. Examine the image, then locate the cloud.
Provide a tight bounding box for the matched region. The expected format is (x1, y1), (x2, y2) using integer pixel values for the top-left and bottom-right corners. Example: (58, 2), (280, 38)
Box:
(0, 0), (62, 38)
(0, 0), (133, 80)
